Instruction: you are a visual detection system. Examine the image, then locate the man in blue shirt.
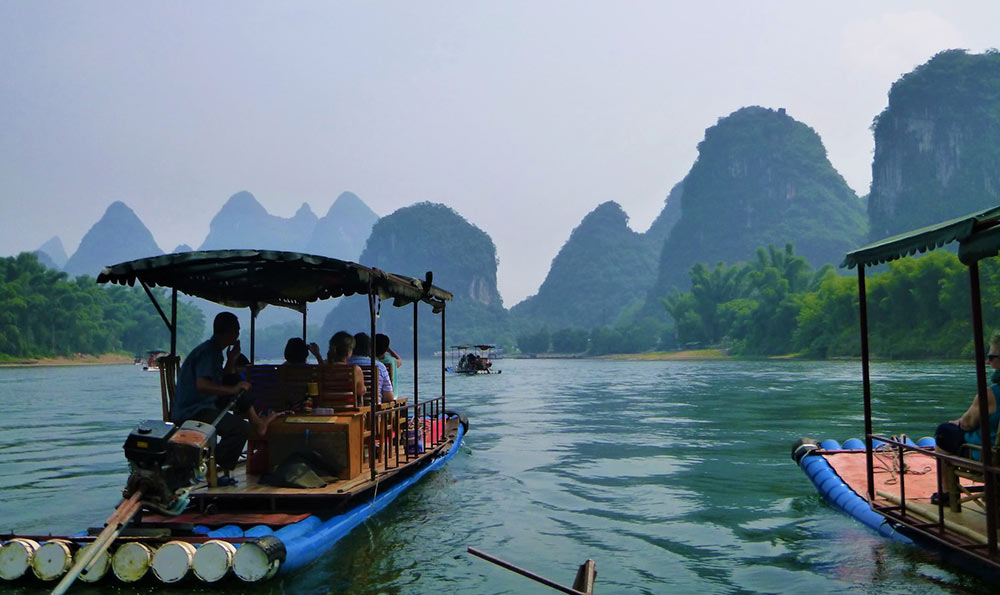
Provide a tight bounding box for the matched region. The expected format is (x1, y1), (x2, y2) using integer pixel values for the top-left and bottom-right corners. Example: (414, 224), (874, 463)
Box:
(348, 332), (396, 403)
(172, 312), (253, 483)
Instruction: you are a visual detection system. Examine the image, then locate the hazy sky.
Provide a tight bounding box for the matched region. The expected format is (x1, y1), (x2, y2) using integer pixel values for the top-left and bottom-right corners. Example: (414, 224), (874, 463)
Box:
(2, 2), (998, 305)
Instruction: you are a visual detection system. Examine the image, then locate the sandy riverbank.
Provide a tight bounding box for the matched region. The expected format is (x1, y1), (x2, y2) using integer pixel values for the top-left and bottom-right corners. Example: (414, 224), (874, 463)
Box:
(509, 349), (730, 361)
(0, 353), (135, 367)
(604, 349), (729, 360)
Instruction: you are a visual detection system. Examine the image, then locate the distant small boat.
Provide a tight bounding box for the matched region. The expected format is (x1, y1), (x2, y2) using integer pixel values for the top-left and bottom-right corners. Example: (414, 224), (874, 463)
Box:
(446, 344), (501, 374)
(142, 350), (168, 372)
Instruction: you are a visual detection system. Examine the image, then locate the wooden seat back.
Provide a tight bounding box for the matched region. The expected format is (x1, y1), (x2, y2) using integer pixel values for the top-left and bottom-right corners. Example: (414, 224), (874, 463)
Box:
(248, 364), (317, 413)
(317, 363), (362, 411)
(157, 355), (181, 422)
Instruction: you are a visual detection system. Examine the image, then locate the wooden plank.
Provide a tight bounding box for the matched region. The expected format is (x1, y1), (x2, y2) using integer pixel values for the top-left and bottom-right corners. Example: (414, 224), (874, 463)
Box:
(141, 511), (311, 526)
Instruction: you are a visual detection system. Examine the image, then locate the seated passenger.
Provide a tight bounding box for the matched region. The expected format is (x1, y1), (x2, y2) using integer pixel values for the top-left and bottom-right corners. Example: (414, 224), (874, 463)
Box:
(171, 312), (278, 485)
(933, 334), (1000, 505)
(283, 337), (324, 365)
(375, 333), (402, 387)
(348, 332), (396, 403)
(327, 331), (366, 399)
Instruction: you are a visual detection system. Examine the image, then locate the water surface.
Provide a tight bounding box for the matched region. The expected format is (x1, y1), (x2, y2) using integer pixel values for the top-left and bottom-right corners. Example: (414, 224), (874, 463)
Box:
(0, 359), (992, 593)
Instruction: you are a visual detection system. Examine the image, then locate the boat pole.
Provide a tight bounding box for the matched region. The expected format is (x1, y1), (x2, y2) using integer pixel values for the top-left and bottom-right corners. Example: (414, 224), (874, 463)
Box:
(467, 547), (593, 595)
(369, 286), (378, 480)
(857, 265), (875, 501)
(967, 260), (997, 553)
(50, 491), (144, 595)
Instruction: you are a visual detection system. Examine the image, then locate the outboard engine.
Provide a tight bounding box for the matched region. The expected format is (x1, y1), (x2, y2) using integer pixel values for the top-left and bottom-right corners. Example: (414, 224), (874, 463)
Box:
(123, 419), (216, 514)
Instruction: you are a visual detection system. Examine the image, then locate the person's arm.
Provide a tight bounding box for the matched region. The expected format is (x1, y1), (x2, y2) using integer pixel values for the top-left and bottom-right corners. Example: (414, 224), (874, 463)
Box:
(379, 363), (395, 402)
(308, 342), (324, 365)
(196, 376), (251, 397)
(955, 388), (998, 430)
(352, 365), (367, 398)
(223, 340), (242, 374)
(388, 346), (402, 369)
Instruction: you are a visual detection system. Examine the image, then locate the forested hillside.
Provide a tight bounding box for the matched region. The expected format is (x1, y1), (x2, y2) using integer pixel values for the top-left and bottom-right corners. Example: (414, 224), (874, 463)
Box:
(647, 106), (867, 305)
(511, 202), (656, 329)
(0, 253), (205, 360)
(321, 203), (510, 355)
(869, 50), (1000, 239)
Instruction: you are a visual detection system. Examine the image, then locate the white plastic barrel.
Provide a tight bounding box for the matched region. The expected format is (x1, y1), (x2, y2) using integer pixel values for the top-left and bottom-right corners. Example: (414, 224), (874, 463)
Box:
(192, 539), (236, 583)
(0, 538), (39, 580)
(112, 542), (153, 582)
(232, 536), (284, 582)
(31, 539), (75, 581)
(151, 540), (198, 583)
(76, 543), (111, 583)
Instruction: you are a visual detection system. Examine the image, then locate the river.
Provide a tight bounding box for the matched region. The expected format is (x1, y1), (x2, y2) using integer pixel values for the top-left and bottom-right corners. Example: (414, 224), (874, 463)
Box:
(0, 358), (992, 594)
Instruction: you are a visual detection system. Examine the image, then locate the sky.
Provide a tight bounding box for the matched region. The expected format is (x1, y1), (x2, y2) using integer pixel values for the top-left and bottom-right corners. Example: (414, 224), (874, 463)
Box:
(2, 2), (999, 306)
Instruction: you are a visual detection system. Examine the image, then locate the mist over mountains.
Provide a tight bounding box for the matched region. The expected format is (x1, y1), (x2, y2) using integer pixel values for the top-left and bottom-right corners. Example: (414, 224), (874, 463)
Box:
(29, 50), (1000, 351)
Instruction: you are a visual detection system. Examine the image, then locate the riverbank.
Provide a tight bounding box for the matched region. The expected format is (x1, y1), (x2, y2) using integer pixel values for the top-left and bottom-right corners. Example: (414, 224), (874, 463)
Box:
(507, 349), (730, 360)
(604, 349), (729, 360)
(0, 353), (134, 367)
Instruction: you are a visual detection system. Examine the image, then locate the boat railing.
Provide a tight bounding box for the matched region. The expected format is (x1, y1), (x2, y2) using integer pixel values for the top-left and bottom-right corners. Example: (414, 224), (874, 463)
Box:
(371, 395), (449, 470)
(866, 432), (1000, 555)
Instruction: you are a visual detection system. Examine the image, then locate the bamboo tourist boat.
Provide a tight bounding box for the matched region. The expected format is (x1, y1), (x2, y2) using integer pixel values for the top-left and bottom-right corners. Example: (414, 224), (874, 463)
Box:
(793, 207), (1000, 578)
(0, 250), (468, 590)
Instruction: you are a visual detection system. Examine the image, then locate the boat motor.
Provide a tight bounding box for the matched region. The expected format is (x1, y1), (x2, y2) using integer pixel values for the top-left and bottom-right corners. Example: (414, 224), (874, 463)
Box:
(122, 419), (216, 514)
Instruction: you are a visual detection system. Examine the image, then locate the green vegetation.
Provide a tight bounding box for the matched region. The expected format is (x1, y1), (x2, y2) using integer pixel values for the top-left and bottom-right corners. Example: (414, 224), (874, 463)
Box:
(516, 242), (1000, 360)
(661, 244), (1000, 359)
(0, 252), (205, 359)
(648, 106), (866, 303)
(511, 201), (658, 330)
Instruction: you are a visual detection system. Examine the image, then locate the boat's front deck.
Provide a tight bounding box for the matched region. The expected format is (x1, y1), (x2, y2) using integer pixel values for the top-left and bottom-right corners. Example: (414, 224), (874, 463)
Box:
(152, 415), (460, 518)
(821, 448), (997, 548)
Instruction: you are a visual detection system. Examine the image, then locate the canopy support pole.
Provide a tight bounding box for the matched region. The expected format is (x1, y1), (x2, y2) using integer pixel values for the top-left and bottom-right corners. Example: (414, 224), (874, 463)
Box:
(857, 265), (875, 501)
(138, 280), (175, 341)
(968, 261), (997, 554)
(302, 308), (307, 342)
(170, 289), (177, 356)
(413, 301), (419, 411)
(250, 308), (257, 363)
(369, 288), (378, 481)
(441, 306), (446, 409)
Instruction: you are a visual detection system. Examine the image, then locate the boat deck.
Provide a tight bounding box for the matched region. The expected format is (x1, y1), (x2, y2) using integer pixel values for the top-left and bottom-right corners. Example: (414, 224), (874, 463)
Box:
(822, 448), (997, 546)
(163, 416), (460, 518)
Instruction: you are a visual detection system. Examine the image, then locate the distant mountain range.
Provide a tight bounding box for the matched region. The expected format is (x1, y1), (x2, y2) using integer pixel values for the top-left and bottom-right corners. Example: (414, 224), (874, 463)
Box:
(62, 201), (164, 277)
(29, 50), (1000, 349)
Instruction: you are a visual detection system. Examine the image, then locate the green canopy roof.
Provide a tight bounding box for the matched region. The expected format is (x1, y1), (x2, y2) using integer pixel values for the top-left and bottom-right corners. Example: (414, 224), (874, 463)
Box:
(842, 206), (1000, 269)
(96, 250), (452, 313)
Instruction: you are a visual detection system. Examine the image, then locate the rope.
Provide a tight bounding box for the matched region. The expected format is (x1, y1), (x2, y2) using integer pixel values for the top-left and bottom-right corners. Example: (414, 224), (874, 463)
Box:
(871, 434), (932, 485)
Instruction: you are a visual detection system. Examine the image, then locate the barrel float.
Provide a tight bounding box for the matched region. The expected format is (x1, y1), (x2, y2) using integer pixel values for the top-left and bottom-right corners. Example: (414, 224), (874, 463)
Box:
(76, 543), (111, 583)
(193, 539), (236, 582)
(151, 540), (198, 583)
(112, 542), (153, 582)
(791, 437), (818, 463)
(0, 538), (39, 580)
(840, 438), (865, 450)
(32, 539), (75, 581)
(233, 535), (286, 582)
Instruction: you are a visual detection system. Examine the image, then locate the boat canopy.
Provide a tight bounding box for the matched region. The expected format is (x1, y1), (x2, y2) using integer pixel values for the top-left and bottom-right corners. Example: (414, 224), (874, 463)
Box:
(96, 250), (452, 313)
(842, 205), (1000, 269)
